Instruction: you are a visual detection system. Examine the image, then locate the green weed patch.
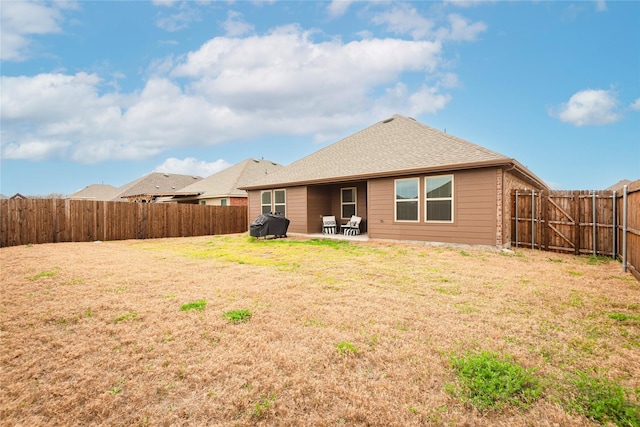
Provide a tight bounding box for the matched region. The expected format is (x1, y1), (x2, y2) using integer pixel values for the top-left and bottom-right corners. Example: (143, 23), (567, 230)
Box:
(223, 309), (251, 323)
(608, 313), (638, 322)
(336, 341), (358, 355)
(181, 300), (207, 311)
(564, 371), (640, 426)
(114, 312), (138, 323)
(448, 351), (541, 410)
(26, 269), (58, 280)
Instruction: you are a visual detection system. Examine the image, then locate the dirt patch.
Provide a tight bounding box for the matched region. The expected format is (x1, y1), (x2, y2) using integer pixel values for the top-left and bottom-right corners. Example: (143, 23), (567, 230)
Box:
(1, 234), (638, 426)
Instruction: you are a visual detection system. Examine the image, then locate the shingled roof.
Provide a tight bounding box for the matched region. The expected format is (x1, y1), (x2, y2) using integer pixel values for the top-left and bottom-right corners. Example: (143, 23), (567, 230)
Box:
(241, 114), (546, 189)
(176, 158), (282, 199)
(69, 184), (121, 201)
(117, 172), (202, 199)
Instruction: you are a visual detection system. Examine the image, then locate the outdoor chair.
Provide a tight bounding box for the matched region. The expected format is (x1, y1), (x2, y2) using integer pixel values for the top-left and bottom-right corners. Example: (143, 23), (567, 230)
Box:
(322, 216), (337, 234)
(341, 215), (361, 236)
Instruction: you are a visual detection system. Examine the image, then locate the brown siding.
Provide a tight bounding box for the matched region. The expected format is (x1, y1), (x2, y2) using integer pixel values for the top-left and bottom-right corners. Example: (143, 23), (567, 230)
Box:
(247, 191), (261, 229)
(368, 168), (498, 246)
(284, 186), (308, 233)
(248, 187), (308, 233)
(356, 182), (368, 231)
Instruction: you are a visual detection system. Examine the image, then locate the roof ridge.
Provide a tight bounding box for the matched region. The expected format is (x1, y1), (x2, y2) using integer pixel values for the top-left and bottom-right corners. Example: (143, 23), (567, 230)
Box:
(228, 158), (252, 190)
(392, 114), (508, 159)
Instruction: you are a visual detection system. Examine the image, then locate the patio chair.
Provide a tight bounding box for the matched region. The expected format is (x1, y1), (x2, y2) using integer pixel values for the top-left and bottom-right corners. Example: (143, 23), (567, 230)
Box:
(341, 215), (361, 236)
(322, 216), (337, 234)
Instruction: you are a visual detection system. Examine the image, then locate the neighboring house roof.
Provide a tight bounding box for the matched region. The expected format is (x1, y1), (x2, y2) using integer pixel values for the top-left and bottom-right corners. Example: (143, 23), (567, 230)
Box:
(117, 172), (203, 199)
(605, 179), (632, 191)
(241, 114), (547, 190)
(174, 158), (283, 200)
(68, 184), (121, 201)
(10, 193), (28, 199)
(0, 194), (7, 199)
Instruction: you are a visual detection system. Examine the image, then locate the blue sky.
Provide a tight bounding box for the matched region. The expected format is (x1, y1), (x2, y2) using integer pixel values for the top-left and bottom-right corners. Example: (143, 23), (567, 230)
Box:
(1, 0), (638, 197)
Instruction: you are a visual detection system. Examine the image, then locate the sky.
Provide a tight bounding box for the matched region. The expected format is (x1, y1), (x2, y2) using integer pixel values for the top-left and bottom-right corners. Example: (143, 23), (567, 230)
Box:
(1, 0), (639, 197)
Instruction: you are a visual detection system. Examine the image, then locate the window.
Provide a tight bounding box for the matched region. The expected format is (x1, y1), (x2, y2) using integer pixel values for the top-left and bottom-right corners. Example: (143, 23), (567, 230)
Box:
(261, 189), (286, 215)
(425, 175), (453, 222)
(341, 187), (356, 219)
(220, 199), (227, 206)
(199, 200), (206, 206)
(274, 189), (286, 215)
(395, 178), (419, 221)
(261, 191), (272, 214)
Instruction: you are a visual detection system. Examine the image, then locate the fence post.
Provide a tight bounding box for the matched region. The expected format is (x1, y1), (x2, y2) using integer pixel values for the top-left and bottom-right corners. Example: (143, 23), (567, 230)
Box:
(622, 185), (628, 273)
(515, 190), (519, 248)
(592, 192), (597, 256)
(574, 191), (581, 255)
(541, 190), (548, 251)
(531, 190), (535, 249)
(612, 191), (616, 259)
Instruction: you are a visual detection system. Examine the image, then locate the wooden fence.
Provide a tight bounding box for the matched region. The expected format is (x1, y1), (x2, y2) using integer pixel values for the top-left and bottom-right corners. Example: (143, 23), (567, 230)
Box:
(0, 199), (248, 248)
(512, 181), (640, 280)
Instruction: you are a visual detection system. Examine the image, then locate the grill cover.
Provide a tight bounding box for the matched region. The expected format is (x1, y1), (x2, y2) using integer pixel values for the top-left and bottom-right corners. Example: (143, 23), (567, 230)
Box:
(249, 213), (290, 238)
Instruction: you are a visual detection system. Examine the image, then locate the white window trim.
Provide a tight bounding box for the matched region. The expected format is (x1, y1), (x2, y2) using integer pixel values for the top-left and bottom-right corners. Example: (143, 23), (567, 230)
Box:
(341, 187), (357, 219)
(260, 190), (272, 214)
(394, 178), (420, 222)
(425, 174), (454, 223)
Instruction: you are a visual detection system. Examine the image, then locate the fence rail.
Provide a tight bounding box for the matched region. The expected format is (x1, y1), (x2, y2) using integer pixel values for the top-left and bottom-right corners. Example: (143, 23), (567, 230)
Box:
(512, 182), (639, 280)
(0, 199), (248, 248)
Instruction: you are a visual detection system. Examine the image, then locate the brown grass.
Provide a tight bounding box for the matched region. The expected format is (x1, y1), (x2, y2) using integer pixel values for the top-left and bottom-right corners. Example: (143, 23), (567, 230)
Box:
(1, 234), (638, 426)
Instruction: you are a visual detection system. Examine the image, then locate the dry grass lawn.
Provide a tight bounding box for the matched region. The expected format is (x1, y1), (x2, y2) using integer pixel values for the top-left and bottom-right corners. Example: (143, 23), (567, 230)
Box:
(1, 234), (639, 426)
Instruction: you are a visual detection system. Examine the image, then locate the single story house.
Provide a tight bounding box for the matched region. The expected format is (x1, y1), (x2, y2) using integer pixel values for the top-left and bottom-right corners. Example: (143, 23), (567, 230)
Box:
(167, 158), (282, 206)
(240, 114), (548, 247)
(69, 173), (203, 203)
(68, 184), (122, 201)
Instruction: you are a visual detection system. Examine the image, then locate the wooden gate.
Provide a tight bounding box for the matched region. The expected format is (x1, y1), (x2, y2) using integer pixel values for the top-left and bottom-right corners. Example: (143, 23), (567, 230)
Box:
(512, 190), (617, 257)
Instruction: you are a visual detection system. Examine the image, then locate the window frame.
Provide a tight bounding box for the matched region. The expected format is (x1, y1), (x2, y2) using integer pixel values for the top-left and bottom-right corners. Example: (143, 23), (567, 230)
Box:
(394, 178), (420, 222)
(261, 189), (286, 216)
(273, 189), (286, 216)
(260, 190), (272, 215)
(424, 174), (454, 223)
(340, 187), (357, 219)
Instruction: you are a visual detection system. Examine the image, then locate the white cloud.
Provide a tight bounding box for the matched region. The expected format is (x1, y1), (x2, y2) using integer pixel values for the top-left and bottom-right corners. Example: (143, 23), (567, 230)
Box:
(327, 1), (354, 18)
(222, 11), (254, 37)
(630, 98), (640, 111)
(371, 5), (486, 42)
(595, 0), (607, 12)
(371, 4), (435, 40)
(155, 157), (232, 177)
(551, 89), (622, 127)
(155, 4), (201, 32)
(0, 1), (65, 61)
(2, 139), (71, 161)
(1, 24), (473, 164)
(437, 14), (487, 41)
